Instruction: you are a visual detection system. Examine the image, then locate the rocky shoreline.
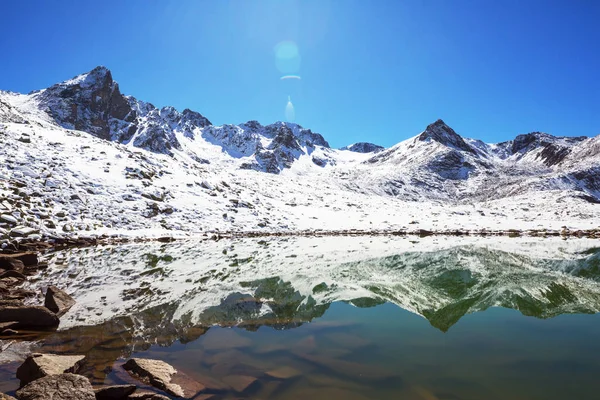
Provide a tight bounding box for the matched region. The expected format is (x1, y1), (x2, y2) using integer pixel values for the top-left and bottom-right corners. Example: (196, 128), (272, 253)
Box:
(2, 352), (223, 399)
(2, 226), (600, 255)
(0, 247), (242, 399)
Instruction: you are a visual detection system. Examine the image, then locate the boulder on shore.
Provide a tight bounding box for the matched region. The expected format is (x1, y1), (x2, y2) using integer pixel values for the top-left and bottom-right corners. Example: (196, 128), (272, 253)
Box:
(16, 353), (86, 387)
(44, 286), (76, 317)
(0, 306), (59, 329)
(16, 373), (96, 400)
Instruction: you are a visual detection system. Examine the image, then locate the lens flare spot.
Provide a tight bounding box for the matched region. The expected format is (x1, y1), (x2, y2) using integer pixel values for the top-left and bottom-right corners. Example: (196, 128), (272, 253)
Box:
(285, 96), (295, 122)
(275, 41), (301, 75)
(280, 75), (301, 80)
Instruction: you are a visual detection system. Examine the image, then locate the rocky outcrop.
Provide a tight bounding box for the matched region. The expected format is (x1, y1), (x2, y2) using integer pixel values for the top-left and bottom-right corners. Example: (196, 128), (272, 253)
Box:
(16, 353), (85, 387)
(34, 67), (136, 142)
(418, 119), (475, 154)
(44, 286), (75, 317)
(31, 67), (211, 157)
(16, 373), (96, 400)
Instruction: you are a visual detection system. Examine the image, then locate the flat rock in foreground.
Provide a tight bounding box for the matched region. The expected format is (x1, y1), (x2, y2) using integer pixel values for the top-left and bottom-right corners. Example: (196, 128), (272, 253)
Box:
(16, 353), (85, 387)
(15, 373), (95, 400)
(123, 358), (205, 398)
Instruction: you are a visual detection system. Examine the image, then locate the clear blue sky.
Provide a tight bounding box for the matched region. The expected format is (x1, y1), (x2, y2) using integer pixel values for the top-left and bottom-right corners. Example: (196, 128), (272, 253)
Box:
(1, 0), (598, 147)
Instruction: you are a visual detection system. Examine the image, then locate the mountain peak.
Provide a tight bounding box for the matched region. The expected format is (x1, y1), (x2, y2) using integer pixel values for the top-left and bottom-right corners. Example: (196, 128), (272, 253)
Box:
(418, 119), (475, 153)
(341, 142), (385, 153)
(56, 66), (114, 90)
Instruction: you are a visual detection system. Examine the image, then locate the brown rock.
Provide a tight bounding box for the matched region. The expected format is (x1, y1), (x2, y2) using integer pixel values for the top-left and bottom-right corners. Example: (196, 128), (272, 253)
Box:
(0, 299), (23, 307)
(0, 394), (17, 400)
(280, 387), (370, 400)
(3, 252), (38, 266)
(0, 256), (24, 272)
(221, 375), (258, 393)
(123, 358), (205, 398)
(44, 286), (75, 317)
(265, 366), (302, 379)
(17, 353), (86, 387)
(0, 270), (26, 280)
(299, 354), (397, 381)
(0, 306), (59, 328)
(16, 373), (96, 400)
(94, 385), (137, 400)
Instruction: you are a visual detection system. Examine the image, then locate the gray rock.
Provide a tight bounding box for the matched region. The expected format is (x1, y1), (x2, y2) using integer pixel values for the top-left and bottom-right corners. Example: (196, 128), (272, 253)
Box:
(17, 353), (85, 387)
(16, 373), (95, 400)
(0, 306), (59, 329)
(44, 286), (75, 317)
(0, 214), (18, 225)
(93, 384), (136, 400)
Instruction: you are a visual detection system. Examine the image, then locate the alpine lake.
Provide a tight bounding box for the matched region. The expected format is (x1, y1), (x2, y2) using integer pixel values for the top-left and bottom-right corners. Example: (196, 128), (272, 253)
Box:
(1, 235), (600, 399)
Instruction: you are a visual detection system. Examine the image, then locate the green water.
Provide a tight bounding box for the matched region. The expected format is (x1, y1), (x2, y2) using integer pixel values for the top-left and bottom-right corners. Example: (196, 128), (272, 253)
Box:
(1, 237), (600, 399)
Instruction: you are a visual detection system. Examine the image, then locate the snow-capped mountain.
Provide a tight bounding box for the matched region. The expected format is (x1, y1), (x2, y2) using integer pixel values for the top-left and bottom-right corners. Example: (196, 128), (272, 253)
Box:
(0, 66), (599, 239)
(13, 66), (332, 173)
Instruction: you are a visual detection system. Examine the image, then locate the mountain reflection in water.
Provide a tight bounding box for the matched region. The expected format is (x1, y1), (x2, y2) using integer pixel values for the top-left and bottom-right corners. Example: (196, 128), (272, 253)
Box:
(1, 236), (600, 399)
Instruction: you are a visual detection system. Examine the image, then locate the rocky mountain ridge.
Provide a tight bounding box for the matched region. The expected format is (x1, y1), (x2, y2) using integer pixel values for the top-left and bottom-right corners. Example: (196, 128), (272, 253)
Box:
(0, 66), (599, 241)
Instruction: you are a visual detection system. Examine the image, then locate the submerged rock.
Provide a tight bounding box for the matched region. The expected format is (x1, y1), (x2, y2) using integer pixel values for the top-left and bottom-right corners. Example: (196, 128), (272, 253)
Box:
(16, 353), (85, 387)
(123, 358), (205, 398)
(93, 384), (136, 400)
(44, 286), (75, 317)
(127, 392), (170, 400)
(0, 306), (59, 328)
(16, 373), (95, 400)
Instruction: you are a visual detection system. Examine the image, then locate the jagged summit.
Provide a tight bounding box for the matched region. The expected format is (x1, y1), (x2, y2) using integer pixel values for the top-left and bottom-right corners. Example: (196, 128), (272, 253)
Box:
(417, 119), (475, 153)
(341, 142), (384, 153)
(510, 131), (587, 155)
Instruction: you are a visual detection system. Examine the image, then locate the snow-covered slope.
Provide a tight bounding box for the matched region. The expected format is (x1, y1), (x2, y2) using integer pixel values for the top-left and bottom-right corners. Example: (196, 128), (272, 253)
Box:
(0, 66), (599, 239)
